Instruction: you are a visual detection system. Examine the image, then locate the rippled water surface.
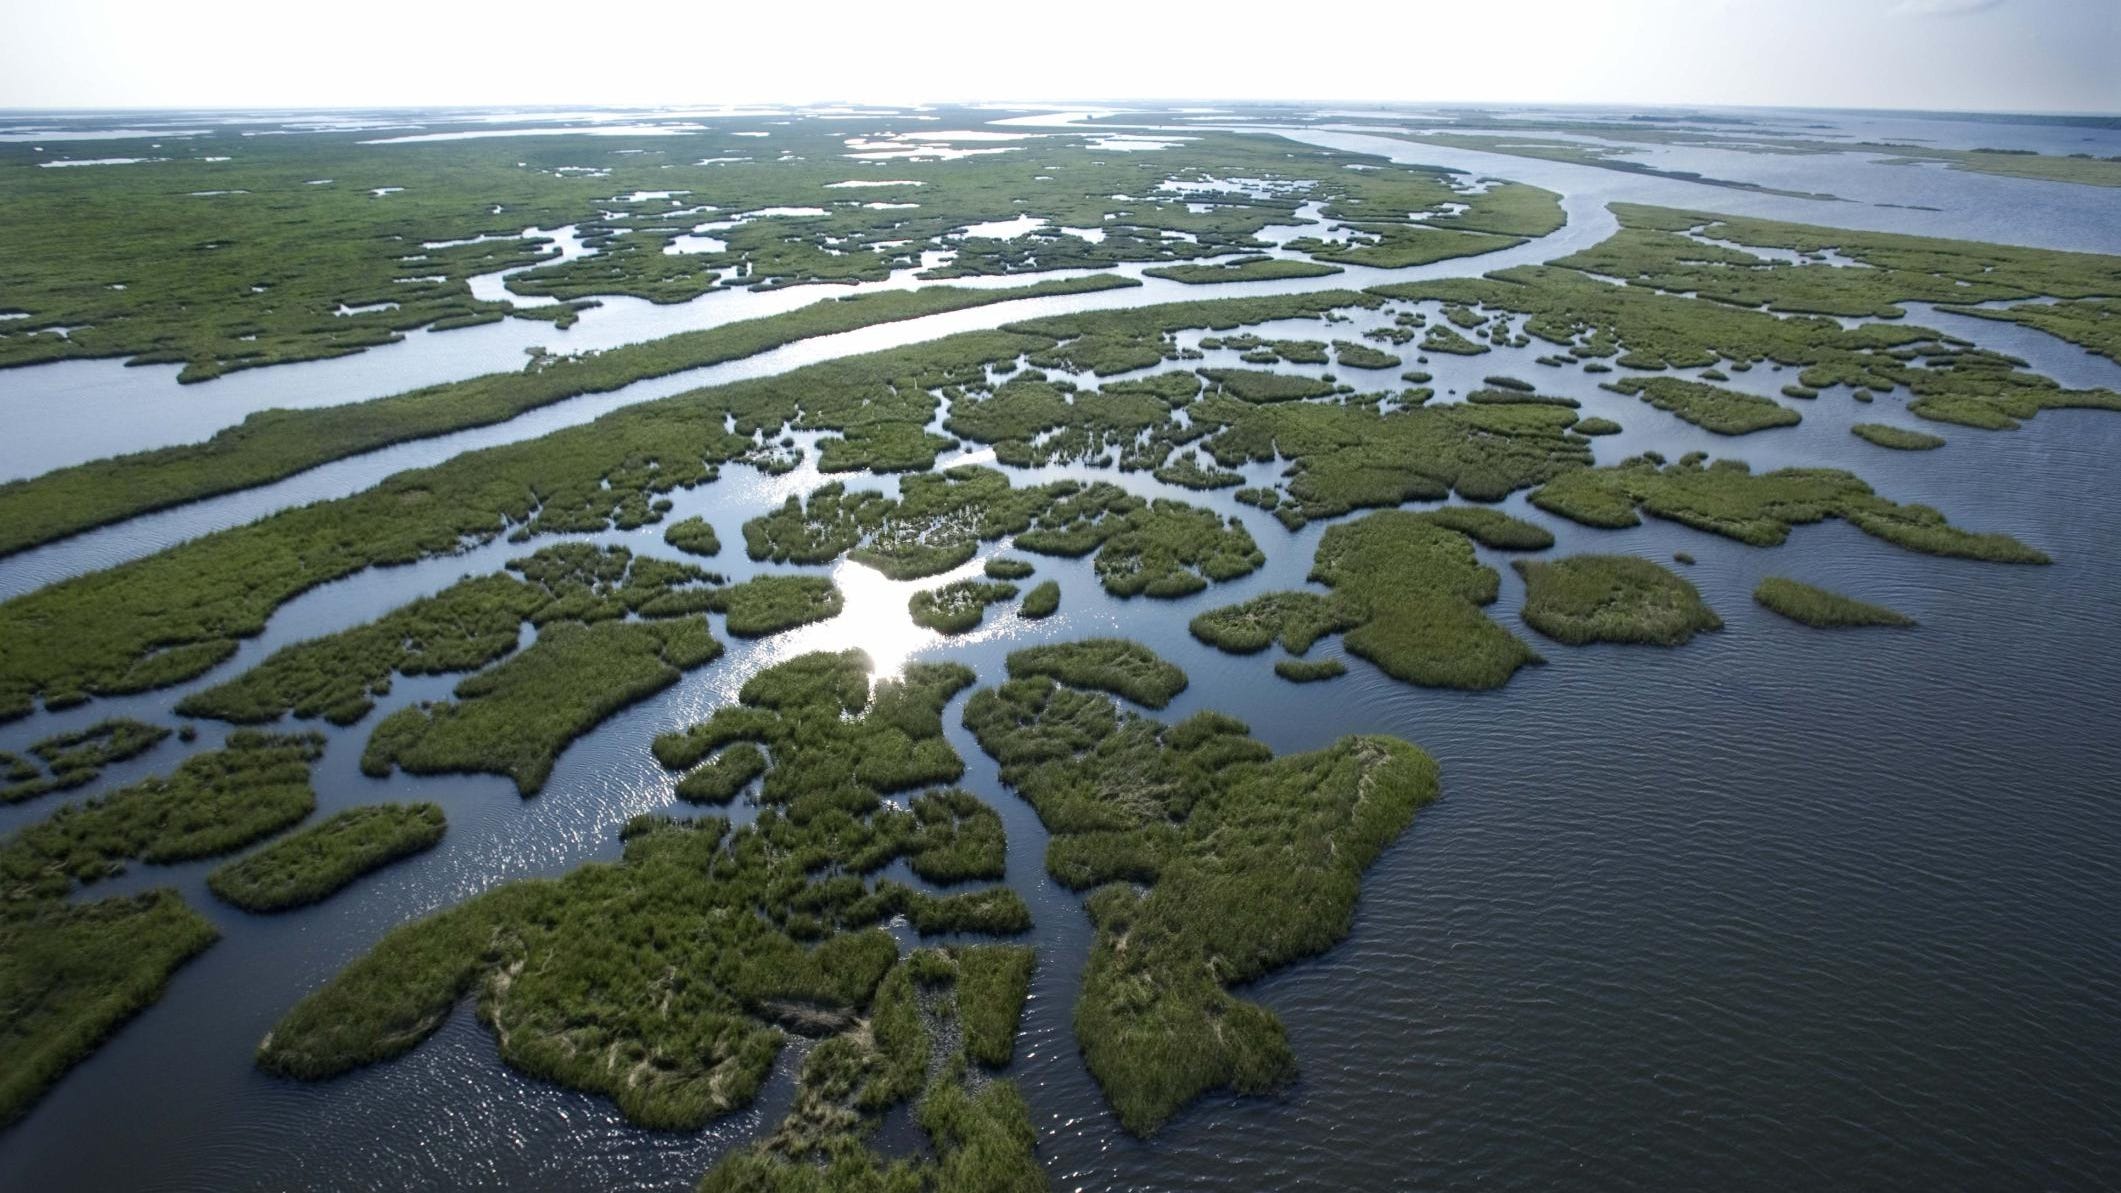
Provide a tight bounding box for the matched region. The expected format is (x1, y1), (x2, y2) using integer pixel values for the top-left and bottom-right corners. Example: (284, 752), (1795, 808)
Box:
(2, 106), (2119, 1192)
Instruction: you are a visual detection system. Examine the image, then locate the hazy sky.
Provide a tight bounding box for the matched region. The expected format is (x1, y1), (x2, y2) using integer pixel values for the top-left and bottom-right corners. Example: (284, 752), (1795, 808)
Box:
(1, 0), (2114, 114)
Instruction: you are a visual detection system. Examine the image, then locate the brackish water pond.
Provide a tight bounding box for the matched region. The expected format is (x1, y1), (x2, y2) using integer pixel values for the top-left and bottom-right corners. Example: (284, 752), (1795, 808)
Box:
(2, 108), (2118, 1192)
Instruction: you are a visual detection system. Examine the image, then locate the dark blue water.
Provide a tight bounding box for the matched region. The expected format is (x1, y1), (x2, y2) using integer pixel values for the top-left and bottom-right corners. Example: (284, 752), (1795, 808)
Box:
(2, 107), (2119, 1192)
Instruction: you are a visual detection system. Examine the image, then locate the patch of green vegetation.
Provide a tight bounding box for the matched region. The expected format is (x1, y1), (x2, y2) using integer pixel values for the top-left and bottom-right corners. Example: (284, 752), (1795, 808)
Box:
(1514, 555), (1723, 646)
(1467, 386), (1579, 408)
(982, 557), (1035, 581)
(1183, 387), (1590, 528)
(1190, 592), (1363, 656)
(1019, 580), (1060, 620)
(1, 730), (327, 1124)
(1142, 256), (1342, 284)
(1152, 453), (1243, 490)
(3, 717), (172, 804)
(1529, 454), (2049, 563)
(1852, 423), (1946, 450)
(674, 742), (767, 805)
(1945, 298), (2121, 367)
(1292, 224), (1525, 269)
(1197, 368), (1336, 403)
(363, 617), (720, 795)
(0, 277), (1135, 559)
(1273, 658), (1345, 683)
(208, 803), (446, 912)
(697, 946), (1042, 1193)
(264, 652), (1026, 1130)
(1332, 340), (1401, 369)
(1371, 205), (2121, 433)
(180, 545), (831, 745)
(1190, 508), (1544, 689)
(2, 731), (324, 897)
(963, 657), (1439, 1135)
(1609, 376), (1801, 435)
(1419, 325), (1489, 355)
(0, 891), (218, 1129)
(910, 581), (1019, 635)
(1004, 639), (1188, 710)
(1309, 510), (1542, 688)
(715, 575), (844, 637)
(1008, 291), (1377, 376)
(1753, 577), (1917, 628)
(664, 516), (722, 557)
(1574, 416), (1622, 435)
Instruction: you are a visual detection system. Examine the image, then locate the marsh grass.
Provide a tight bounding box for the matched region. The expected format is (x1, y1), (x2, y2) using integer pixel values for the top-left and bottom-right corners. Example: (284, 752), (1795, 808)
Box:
(1852, 423), (1946, 450)
(208, 803), (445, 912)
(1754, 577), (1917, 628)
(1004, 640), (1186, 709)
(1514, 554), (1723, 646)
(963, 656), (1439, 1136)
(910, 581), (1019, 635)
(1018, 581), (1060, 621)
(266, 652), (1027, 1133)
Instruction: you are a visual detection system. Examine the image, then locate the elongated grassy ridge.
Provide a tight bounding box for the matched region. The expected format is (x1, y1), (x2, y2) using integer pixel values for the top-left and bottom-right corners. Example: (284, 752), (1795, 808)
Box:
(1528, 454), (2049, 563)
(1274, 658), (1345, 682)
(1005, 640), (1187, 709)
(1143, 257), (1342, 284)
(1852, 423), (1946, 450)
(208, 803), (446, 912)
(0, 276), (1138, 560)
(261, 653), (1028, 1133)
(1753, 577), (1917, 628)
(1609, 376), (1800, 435)
(1514, 554), (1723, 646)
(3, 716), (171, 804)
(964, 654), (1439, 1136)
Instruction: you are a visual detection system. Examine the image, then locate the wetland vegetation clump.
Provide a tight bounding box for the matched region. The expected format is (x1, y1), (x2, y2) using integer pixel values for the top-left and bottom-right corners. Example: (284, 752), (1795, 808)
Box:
(207, 803), (446, 912)
(1192, 508), (1546, 690)
(1852, 423), (1946, 450)
(1, 730), (327, 1123)
(1143, 257), (1342, 284)
(3, 717), (172, 803)
(663, 516), (722, 557)
(982, 557), (1035, 581)
(1004, 640), (1187, 710)
(1528, 454), (2049, 563)
(1332, 340), (1402, 370)
(1018, 581), (1060, 621)
(696, 946), (1043, 1193)
(1574, 416), (1623, 435)
(179, 546), (832, 736)
(1754, 577), (1917, 628)
(1609, 376), (1802, 435)
(1514, 555), (1724, 646)
(1273, 658), (1345, 683)
(963, 653), (1439, 1136)
(264, 653), (1029, 1132)
(363, 617), (722, 795)
(910, 581), (1019, 635)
